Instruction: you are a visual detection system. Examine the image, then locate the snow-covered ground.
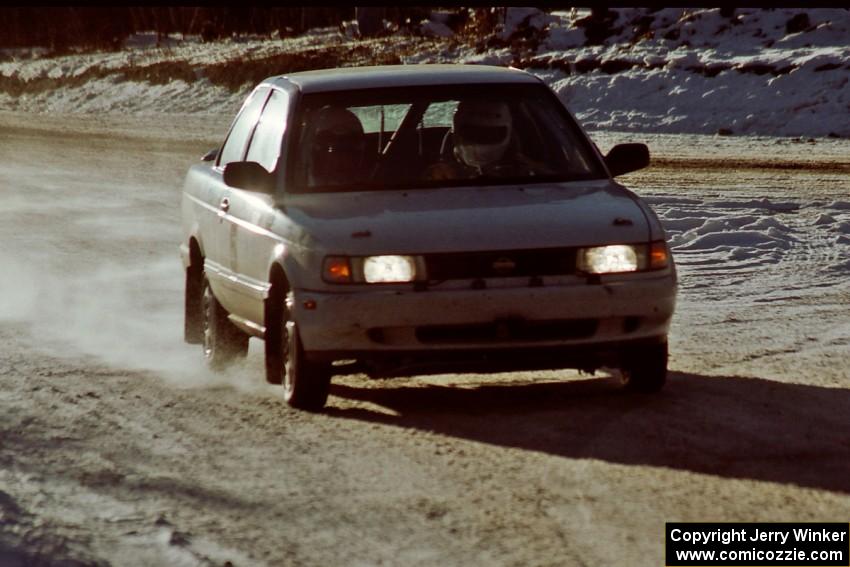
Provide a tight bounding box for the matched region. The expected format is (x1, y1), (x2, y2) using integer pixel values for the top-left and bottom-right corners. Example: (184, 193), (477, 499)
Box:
(1, 8), (849, 137)
(469, 8), (850, 137)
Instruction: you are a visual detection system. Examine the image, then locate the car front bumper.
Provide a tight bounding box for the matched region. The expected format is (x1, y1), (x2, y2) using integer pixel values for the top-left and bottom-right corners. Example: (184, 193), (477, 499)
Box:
(294, 272), (676, 372)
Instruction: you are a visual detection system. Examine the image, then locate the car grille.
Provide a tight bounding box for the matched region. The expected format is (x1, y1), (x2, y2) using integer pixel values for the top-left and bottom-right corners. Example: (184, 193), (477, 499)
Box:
(423, 248), (578, 280)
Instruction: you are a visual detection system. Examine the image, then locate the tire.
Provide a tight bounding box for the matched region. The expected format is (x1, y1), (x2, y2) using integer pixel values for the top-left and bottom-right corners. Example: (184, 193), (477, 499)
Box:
(184, 264), (204, 344)
(621, 341), (668, 393)
(202, 275), (249, 370)
(265, 290), (331, 411)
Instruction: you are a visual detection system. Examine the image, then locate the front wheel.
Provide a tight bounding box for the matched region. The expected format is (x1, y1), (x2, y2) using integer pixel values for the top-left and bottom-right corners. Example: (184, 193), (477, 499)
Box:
(265, 291), (331, 411)
(621, 341), (668, 393)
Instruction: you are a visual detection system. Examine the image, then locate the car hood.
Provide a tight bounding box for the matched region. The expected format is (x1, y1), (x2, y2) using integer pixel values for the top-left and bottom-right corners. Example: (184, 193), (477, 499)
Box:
(281, 180), (654, 255)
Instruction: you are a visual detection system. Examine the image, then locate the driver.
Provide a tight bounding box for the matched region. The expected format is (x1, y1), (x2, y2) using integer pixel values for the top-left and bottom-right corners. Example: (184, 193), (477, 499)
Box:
(426, 100), (543, 180)
(307, 106), (366, 187)
(454, 99), (513, 170)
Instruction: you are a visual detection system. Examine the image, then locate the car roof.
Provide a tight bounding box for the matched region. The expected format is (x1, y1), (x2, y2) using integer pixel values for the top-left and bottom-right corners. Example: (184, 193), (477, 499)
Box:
(267, 64), (540, 94)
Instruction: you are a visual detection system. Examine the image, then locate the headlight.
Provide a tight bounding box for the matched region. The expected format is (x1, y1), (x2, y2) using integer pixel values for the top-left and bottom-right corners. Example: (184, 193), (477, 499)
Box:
(577, 241), (670, 274)
(363, 255), (416, 283)
(579, 245), (639, 274)
(323, 255), (422, 283)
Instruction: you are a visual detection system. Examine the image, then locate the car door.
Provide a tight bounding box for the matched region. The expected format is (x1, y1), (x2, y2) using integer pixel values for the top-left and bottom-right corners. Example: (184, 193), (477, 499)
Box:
(206, 86), (271, 313)
(226, 87), (292, 327)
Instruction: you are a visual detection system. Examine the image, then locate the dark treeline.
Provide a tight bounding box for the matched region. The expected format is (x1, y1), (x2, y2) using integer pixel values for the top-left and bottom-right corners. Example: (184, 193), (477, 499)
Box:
(0, 7), (438, 51)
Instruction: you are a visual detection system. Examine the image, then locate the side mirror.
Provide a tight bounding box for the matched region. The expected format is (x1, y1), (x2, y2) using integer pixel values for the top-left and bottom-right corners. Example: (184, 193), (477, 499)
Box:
(604, 143), (650, 177)
(223, 161), (275, 194)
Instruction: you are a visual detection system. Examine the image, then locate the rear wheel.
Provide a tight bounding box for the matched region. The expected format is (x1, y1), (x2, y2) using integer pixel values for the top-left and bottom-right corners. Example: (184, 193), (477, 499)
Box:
(202, 276), (249, 370)
(265, 290), (331, 411)
(621, 341), (668, 393)
(184, 263), (203, 344)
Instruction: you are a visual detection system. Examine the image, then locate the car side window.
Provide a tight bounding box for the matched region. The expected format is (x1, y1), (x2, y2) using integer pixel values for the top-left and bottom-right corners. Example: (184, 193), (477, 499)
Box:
(420, 100), (457, 128)
(218, 87), (270, 168)
(245, 89), (289, 172)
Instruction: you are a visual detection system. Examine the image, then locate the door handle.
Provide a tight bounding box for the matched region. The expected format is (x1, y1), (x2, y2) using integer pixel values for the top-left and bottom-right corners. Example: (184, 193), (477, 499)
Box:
(219, 198), (230, 213)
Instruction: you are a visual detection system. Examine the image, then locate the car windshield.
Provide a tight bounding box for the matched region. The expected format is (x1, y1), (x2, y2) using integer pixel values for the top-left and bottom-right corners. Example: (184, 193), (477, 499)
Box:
(290, 83), (607, 193)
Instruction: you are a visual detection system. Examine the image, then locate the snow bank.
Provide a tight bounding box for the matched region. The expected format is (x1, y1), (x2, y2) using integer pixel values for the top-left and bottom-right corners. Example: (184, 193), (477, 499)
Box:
(1, 9), (850, 137)
(520, 8), (850, 137)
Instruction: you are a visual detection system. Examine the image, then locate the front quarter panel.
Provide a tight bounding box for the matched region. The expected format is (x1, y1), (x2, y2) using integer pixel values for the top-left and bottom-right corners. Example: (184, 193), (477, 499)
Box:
(616, 183), (667, 243)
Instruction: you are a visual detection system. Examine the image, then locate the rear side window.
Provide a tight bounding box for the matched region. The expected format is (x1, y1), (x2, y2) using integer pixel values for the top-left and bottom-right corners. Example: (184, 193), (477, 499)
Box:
(245, 89), (290, 172)
(218, 87), (270, 167)
(420, 100), (458, 128)
(350, 104), (410, 134)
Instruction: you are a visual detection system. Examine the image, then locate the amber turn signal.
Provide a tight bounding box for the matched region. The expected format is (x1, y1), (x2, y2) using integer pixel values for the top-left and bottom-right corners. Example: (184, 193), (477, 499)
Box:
(322, 256), (352, 283)
(650, 241), (669, 269)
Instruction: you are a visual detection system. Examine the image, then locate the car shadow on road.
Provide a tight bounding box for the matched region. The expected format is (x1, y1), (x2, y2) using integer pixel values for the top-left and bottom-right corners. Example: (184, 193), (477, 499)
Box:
(326, 371), (850, 494)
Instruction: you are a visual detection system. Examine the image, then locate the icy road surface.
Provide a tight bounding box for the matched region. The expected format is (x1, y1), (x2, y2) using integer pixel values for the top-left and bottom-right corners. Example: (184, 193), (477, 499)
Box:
(0, 111), (848, 566)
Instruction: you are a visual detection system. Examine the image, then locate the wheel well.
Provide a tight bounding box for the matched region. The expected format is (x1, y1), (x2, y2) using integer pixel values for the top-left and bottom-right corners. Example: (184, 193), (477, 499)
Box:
(266, 263), (290, 312)
(188, 238), (203, 272)
(264, 262), (290, 340)
(184, 237), (205, 344)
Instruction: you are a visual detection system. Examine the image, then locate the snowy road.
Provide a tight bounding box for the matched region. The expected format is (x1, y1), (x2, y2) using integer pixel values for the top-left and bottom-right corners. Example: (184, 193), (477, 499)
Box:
(1, 112), (849, 566)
